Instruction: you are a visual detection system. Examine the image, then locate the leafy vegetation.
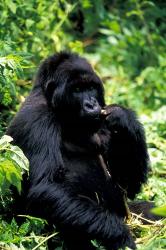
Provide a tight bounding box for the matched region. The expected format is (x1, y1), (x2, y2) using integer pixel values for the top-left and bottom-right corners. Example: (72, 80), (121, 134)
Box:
(0, 0), (165, 249)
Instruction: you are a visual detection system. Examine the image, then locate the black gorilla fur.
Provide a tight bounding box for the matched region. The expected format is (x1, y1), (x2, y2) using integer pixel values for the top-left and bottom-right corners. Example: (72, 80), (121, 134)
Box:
(7, 52), (149, 250)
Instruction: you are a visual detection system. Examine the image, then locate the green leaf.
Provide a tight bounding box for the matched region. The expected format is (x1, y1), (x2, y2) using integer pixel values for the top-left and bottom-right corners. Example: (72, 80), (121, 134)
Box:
(109, 21), (121, 33)
(152, 205), (166, 217)
(26, 19), (35, 29)
(6, 0), (17, 14)
(9, 145), (29, 172)
(18, 221), (30, 236)
(0, 159), (22, 193)
(0, 135), (13, 149)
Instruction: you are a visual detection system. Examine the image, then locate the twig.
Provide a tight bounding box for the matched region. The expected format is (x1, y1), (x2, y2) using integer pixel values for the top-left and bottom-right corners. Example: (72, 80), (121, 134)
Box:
(131, 212), (162, 225)
(32, 232), (59, 250)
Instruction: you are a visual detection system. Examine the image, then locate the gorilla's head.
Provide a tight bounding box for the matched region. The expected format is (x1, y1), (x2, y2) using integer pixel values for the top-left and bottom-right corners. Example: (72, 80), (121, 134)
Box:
(35, 52), (105, 132)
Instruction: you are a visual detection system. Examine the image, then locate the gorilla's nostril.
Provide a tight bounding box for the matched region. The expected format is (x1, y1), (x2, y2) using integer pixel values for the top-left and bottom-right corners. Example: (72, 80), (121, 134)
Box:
(83, 99), (101, 115)
(84, 101), (94, 110)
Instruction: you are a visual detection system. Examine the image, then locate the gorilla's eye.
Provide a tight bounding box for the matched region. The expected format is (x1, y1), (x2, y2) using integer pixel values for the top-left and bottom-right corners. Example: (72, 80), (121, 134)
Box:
(89, 85), (94, 91)
(74, 87), (81, 93)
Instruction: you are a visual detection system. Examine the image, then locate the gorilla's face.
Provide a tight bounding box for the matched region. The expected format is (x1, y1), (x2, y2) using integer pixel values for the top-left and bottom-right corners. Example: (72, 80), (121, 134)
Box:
(69, 80), (102, 120)
(41, 53), (105, 132)
(65, 70), (104, 122)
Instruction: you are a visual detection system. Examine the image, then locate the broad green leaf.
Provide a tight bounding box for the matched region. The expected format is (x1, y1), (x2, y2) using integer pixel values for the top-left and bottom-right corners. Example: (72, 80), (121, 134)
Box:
(26, 19), (35, 29)
(109, 21), (121, 33)
(6, 0), (17, 14)
(152, 205), (166, 217)
(0, 135), (13, 148)
(9, 145), (29, 172)
(0, 159), (22, 193)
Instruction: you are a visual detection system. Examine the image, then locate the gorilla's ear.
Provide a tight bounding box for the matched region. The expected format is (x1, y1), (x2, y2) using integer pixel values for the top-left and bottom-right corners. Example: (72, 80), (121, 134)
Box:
(44, 80), (56, 100)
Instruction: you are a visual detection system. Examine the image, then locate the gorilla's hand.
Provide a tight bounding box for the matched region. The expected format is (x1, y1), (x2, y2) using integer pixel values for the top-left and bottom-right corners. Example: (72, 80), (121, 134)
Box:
(104, 104), (137, 136)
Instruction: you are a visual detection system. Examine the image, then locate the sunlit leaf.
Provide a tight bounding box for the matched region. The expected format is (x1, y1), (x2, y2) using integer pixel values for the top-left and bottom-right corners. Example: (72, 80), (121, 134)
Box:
(152, 205), (166, 217)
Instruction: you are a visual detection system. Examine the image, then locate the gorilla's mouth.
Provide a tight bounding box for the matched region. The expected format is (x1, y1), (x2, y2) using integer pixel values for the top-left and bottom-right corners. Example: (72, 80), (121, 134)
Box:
(79, 112), (103, 131)
(80, 110), (102, 122)
(86, 108), (110, 121)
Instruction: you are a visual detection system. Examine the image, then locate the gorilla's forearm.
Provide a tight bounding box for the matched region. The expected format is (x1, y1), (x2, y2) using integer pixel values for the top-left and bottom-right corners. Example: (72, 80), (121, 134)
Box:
(28, 181), (135, 249)
(101, 104), (149, 199)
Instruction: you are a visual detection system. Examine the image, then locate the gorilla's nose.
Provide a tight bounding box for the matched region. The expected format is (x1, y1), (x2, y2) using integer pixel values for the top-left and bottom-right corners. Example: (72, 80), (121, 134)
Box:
(83, 98), (101, 115)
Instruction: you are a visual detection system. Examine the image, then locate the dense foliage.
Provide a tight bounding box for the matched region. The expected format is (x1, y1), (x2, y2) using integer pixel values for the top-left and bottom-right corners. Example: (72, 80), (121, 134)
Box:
(0, 0), (165, 249)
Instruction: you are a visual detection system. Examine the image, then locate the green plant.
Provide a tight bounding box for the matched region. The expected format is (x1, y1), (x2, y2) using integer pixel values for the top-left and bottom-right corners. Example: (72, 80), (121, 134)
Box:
(0, 135), (28, 212)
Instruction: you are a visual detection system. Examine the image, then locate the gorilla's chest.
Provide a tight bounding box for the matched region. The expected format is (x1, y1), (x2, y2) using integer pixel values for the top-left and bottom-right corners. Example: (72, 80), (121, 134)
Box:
(62, 149), (108, 200)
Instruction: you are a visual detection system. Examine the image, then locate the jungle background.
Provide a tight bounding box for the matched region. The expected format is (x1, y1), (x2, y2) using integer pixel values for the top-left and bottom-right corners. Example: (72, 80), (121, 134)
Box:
(0, 0), (166, 249)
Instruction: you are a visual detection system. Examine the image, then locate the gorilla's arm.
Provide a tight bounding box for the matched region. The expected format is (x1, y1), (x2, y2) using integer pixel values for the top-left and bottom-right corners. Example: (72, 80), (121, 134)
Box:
(100, 104), (149, 199)
(6, 88), (64, 184)
(28, 181), (135, 250)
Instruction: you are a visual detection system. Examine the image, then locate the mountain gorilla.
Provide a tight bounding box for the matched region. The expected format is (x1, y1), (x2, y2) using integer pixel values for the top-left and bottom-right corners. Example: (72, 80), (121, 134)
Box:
(7, 52), (149, 250)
